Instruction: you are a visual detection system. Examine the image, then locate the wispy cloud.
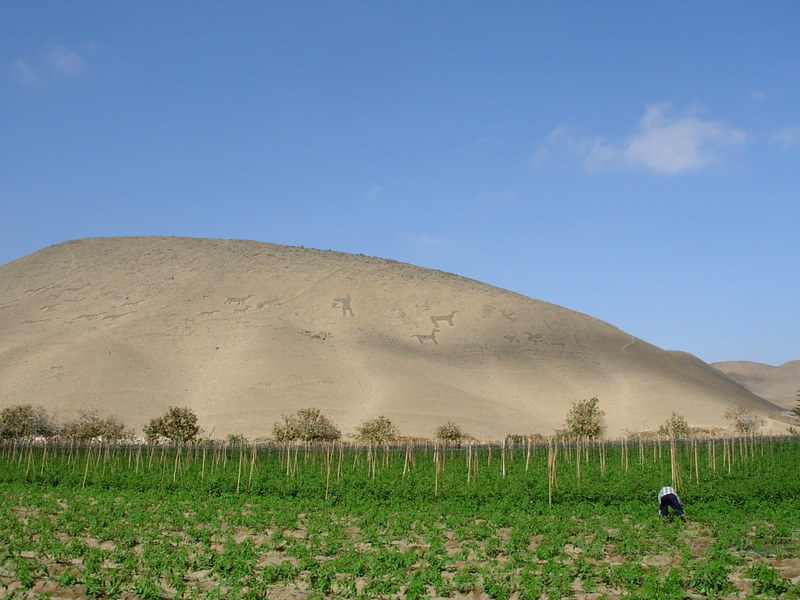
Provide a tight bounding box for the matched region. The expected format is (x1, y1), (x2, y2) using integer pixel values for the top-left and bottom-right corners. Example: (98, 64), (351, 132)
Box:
(45, 44), (86, 77)
(10, 44), (87, 88)
(11, 59), (47, 88)
(364, 186), (383, 201)
(534, 124), (595, 167)
(537, 104), (747, 174)
(772, 125), (800, 147)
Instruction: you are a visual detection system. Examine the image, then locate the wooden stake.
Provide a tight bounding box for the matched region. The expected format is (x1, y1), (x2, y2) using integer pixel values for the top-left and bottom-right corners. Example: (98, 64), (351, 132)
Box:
(638, 437), (645, 467)
(670, 436), (680, 489)
(325, 444), (332, 501)
(337, 442), (344, 483)
(81, 446), (91, 489)
(599, 440), (606, 476)
(525, 436), (531, 472)
(434, 443), (440, 498)
(236, 449), (243, 493)
(467, 442), (472, 485)
(248, 444), (257, 488)
(548, 439), (558, 506)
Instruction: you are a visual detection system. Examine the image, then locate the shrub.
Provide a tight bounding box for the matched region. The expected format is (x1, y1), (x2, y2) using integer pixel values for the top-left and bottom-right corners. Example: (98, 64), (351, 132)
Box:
(0, 404), (58, 440)
(355, 416), (398, 443)
(63, 410), (129, 442)
(143, 406), (200, 443)
(724, 405), (764, 434)
(658, 412), (692, 439)
(272, 408), (341, 442)
(435, 421), (464, 443)
(690, 559), (734, 596)
(564, 396), (606, 439)
(226, 433), (249, 446)
(746, 562), (789, 596)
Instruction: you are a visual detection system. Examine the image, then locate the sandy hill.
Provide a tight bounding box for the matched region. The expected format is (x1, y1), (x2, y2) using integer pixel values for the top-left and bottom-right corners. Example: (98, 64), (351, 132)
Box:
(0, 237), (783, 440)
(711, 360), (800, 411)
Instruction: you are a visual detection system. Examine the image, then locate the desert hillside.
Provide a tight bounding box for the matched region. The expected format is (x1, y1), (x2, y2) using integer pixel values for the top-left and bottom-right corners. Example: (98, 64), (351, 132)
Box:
(711, 360), (799, 411)
(0, 237), (783, 440)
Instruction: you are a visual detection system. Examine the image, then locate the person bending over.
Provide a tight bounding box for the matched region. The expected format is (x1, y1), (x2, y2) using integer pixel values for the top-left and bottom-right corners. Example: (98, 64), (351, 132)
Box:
(658, 485), (688, 523)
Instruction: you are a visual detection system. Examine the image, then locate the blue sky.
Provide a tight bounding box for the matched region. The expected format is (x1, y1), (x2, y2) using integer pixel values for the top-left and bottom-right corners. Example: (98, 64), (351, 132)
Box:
(2, 2), (798, 366)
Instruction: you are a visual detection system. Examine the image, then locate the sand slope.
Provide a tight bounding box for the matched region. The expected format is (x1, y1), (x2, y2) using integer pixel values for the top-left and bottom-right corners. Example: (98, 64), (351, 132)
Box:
(0, 237), (783, 439)
(711, 360), (799, 411)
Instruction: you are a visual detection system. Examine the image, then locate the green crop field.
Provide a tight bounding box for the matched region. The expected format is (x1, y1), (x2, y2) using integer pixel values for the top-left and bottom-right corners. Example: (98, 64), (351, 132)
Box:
(1, 437), (799, 599)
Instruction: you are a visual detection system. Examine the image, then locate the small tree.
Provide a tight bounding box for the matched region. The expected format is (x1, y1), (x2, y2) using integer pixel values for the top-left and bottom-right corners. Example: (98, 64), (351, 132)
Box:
(144, 406), (200, 443)
(63, 410), (129, 442)
(0, 404), (58, 440)
(272, 408), (341, 442)
(724, 404), (764, 434)
(435, 421), (464, 444)
(792, 390), (800, 420)
(564, 396), (606, 439)
(355, 415), (398, 443)
(226, 433), (249, 446)
(658, 412), (692, 439)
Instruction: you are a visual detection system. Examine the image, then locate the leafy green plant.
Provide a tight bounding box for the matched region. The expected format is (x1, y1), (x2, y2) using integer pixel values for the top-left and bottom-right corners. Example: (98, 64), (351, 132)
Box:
(690, 557), (734, 596)
(518, 567), (544, 598)
(482, 571), (515, 600)
(746, 562), (789, 597)
(452, 567), (479, 593)
(609, 562), (649, 590)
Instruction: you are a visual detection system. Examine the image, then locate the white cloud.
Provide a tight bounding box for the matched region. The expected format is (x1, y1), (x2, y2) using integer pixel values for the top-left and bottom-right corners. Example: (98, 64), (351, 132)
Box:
(10, 59), (46, 88)
(45, 44), (85, 77)
(538, 104), (747, 175)
(772, 125), (800, 147)
(534, 124), (608, 168)
(364, 186), (383, 201)
(619, 104), (746, 173)
(10, 44), (87, 88)
(531, 146), (549, 167)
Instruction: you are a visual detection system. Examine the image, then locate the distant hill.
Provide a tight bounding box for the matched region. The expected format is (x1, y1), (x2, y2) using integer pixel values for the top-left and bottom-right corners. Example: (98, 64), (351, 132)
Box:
(0, 237), (783, 440)
(711, 360), (800, 411)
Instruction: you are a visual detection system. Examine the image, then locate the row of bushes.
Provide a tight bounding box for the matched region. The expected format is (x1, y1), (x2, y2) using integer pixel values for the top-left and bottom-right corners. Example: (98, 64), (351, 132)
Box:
(0, 398), (769, 445)
(0, 404), (445, 445)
